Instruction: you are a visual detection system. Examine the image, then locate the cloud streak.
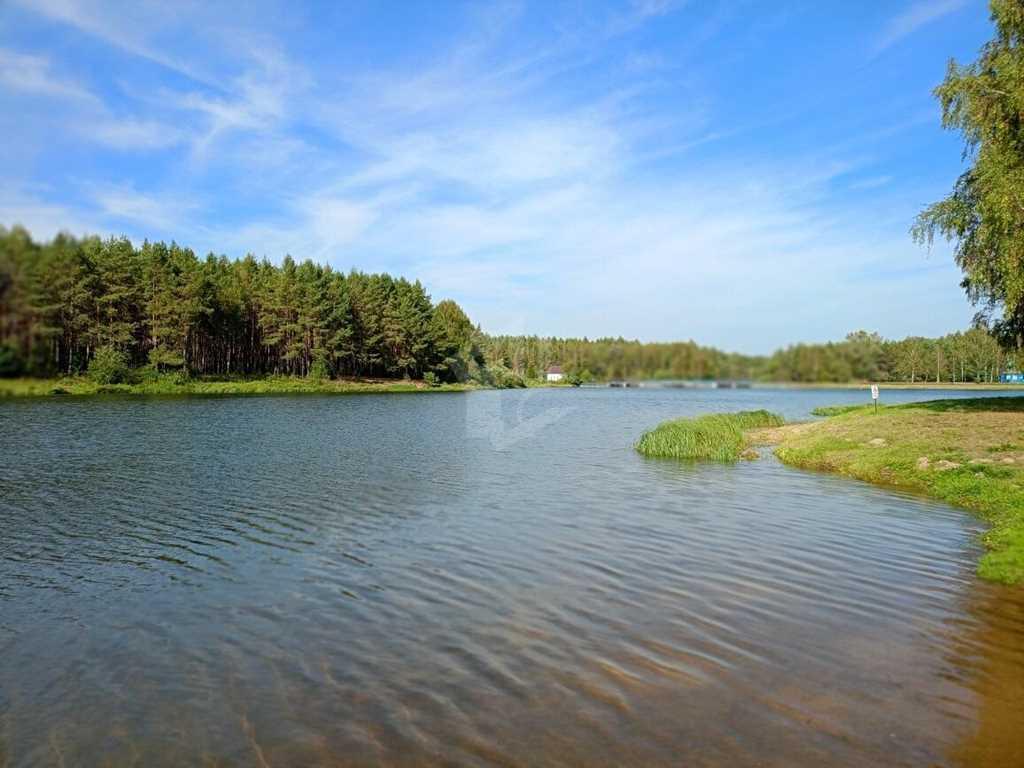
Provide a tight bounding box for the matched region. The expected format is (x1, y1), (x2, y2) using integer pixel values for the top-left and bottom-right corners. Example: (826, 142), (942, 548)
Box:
(872, 0), (968, 55)
(11, 0), (218, 85)
(0, 48), (97, 103)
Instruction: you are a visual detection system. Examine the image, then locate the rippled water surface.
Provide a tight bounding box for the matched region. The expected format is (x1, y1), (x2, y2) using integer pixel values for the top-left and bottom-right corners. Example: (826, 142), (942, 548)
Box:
(1, 387), (1023, 767)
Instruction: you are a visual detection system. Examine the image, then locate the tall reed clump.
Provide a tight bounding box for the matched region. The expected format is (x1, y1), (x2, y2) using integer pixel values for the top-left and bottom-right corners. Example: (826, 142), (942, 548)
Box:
(635, 410), (785, 462)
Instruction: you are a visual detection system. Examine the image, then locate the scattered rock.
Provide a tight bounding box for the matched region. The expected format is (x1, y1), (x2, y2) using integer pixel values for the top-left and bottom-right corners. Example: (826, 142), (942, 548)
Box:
(916, 457), (930, 470)
(1002, 457), (1016, 464)
(935, 460), (961, 471)
(740, 448), (760, 461)
(970, 458), (994, 465)
(868, 438), (887, 447)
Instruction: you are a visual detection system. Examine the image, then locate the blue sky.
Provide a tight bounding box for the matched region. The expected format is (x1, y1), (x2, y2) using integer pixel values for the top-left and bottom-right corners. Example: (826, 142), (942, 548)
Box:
(0, 0), (996, 352)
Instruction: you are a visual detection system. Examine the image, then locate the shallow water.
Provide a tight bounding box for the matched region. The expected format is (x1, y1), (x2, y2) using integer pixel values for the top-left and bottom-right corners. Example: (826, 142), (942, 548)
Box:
(1, 387), (1022, 767)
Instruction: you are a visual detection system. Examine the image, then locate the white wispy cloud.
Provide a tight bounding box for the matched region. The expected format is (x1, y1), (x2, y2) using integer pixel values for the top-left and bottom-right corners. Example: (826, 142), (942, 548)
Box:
(0, 48), (193, 154)
(10, 1), (310, 162)
(0, 44), (195, 154)
(91, 183), (198, 232)
(608, 0), (687, 35)
(849, 174), (894, 191)
(0, 186), (100, 240)
(631, 0), (682, 19)
(0, 48), (97, 103)
(83, 118), (187, 150)
(174, 48), (306, 160)
(12, 0), (217, 85)
(873, 0), (968, 55)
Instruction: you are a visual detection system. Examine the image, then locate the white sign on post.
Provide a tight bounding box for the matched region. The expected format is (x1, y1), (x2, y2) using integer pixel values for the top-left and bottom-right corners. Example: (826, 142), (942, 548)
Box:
(871, 384), (879, 400)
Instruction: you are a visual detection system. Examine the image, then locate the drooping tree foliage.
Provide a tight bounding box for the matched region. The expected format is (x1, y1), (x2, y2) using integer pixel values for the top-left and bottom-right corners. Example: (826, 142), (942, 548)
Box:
(913, 0), (1024, 347)
(0, 226), (484, 381)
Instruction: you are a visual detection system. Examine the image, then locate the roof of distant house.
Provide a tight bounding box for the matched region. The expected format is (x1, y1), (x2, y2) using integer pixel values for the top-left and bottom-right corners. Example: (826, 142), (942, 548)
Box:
(547, 365), (563, 374)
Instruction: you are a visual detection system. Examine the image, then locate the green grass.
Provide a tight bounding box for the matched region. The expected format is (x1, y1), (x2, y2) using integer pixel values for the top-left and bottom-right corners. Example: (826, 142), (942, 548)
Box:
(769, 397), (1024, 585)
(635, 410), (785, 462)
(0, 375), (477, 398)
(810, 404), (870, 417)
(987, 442), (1021, 453)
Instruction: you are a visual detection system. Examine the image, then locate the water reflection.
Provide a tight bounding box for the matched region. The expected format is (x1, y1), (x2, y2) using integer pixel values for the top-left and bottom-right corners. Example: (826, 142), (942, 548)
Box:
(0, 388), (1022, 766)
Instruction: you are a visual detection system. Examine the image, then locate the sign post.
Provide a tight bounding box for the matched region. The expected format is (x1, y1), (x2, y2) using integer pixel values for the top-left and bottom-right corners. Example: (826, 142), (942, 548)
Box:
(871, 384), (879, 414)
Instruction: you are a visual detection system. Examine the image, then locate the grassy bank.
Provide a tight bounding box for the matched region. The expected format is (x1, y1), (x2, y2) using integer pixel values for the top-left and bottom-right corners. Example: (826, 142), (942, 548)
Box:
(0, 376), (478, 398)
(635, 410), (784, 461)
(749, 398), (1024, 585)
(770, 381), (1024, 391)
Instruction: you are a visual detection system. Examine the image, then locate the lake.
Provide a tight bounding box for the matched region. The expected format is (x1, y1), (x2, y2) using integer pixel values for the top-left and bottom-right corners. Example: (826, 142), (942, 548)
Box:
(1, 387), (1023, 767)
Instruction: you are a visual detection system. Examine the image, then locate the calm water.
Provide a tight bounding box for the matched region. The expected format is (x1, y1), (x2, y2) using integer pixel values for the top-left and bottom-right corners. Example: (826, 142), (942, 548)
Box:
(1, 387), (1023, 767)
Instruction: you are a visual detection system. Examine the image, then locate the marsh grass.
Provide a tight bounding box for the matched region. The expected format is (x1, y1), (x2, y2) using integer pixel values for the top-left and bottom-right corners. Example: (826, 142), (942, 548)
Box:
(635, 410), (785, 462)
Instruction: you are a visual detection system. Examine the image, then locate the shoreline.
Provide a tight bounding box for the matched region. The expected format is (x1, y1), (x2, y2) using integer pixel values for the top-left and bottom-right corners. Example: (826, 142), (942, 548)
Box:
(593, 380), (1024, 391)
(3, 375), (1017, 398)
(0, 376), (483, 398)
(762, 381), (1024, 391)
(747, 398), (1024, 585)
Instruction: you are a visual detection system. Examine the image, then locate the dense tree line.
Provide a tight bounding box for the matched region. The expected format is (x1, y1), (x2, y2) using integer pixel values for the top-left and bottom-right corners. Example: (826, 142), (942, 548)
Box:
(480, 329), (1014, 384)
(762, 330), (1009, 384)
(0, 226), (1016, 385)
(0, 226), (483, 382)
(481, 335), (761, 382)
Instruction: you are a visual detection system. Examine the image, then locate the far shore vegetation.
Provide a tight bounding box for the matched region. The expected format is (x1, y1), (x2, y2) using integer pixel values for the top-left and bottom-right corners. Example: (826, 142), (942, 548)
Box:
(2, 227), (1022, 394)
(0, 375), (480, 398)
(2, 376), (1017, 399)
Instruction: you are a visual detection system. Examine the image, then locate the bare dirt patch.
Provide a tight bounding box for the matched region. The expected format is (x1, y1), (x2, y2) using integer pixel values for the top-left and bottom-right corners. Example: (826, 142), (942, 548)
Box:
(746, 421), (822, 446)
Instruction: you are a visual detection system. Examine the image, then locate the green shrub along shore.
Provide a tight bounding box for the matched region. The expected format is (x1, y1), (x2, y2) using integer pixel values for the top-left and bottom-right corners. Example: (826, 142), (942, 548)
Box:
(637, 399), (1024, 585)
(634, 410), (785, 462)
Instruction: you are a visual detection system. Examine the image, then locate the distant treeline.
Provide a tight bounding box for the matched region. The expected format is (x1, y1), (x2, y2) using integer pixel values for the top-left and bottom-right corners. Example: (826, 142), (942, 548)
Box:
(0, 227), (1015, 384)
(761, 330), (1009, 384)
(482, 336), (760, 382)
(484, 329), (1012, 384)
